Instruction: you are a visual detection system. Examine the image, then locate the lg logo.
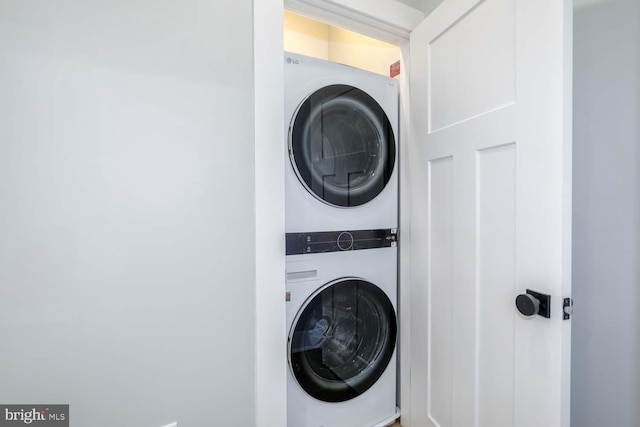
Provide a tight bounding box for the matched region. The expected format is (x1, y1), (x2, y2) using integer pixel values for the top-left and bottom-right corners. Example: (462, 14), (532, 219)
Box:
(286, 57), (299, 64)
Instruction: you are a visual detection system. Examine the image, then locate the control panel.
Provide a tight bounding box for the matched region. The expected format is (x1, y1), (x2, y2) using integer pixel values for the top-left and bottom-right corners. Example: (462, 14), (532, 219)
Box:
(286, 229), (397, 255)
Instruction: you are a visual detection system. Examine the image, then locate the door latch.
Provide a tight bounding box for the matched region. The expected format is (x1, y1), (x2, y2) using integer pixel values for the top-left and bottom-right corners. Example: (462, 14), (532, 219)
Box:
(563, 298), (573, 320)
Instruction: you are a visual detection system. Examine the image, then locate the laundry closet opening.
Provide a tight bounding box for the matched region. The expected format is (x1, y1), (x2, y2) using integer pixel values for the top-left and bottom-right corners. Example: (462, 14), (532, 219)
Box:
(282, 10), (406, 427)
(283, 12), (401, 77)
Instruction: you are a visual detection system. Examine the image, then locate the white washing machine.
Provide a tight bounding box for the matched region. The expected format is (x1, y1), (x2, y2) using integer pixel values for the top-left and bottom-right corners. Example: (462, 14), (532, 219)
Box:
(284, 52), (399, 233)
(286, 243), (398, 427)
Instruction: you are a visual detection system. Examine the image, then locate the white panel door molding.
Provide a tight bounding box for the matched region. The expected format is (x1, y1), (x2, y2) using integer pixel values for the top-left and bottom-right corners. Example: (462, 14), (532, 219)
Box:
(409, 0), (572, 426)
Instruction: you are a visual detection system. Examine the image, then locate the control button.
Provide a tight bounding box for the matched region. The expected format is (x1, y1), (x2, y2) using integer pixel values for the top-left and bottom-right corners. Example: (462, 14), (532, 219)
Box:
(337, 232), (354, 251)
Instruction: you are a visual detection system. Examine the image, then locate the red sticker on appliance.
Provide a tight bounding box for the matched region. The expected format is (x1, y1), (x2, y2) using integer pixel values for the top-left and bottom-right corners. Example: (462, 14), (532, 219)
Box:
(390, 60), (400, 78)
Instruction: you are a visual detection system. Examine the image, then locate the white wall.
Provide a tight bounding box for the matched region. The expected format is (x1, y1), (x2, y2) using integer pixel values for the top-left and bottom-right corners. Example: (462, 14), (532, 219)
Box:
(0, 1), (258, 426)
(394, 0), (444, 15)
(284, 12), (330, 60)
(419, 0), (445, 15)
(394, 0), (422, 10)
(572, 0), (640, 426)
(328, 27), (400, 76)
(283, 12), (400, 77)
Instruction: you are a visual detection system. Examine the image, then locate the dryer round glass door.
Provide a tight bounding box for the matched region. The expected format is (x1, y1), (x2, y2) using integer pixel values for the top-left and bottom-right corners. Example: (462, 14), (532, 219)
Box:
(289, 84), (396, 207)
(288, 278), (397, 402)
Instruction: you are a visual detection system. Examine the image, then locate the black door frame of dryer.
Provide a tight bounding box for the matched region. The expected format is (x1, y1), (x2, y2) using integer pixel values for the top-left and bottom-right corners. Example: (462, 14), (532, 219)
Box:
(288, 277), (397, 403)
(288, 83), (397, 208)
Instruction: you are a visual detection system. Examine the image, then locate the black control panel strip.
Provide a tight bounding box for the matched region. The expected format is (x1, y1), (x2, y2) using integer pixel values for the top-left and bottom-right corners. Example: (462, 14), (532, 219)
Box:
(286, 229), (397, 255)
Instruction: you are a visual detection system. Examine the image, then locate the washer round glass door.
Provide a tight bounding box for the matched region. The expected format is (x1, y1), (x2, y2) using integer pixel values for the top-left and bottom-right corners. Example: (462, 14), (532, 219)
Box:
(289, 84), (396, 207)
(288, 278), (397, 402)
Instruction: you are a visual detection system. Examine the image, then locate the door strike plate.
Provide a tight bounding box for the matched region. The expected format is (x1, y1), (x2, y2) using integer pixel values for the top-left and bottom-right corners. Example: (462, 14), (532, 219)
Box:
(563, 298), (573, 320)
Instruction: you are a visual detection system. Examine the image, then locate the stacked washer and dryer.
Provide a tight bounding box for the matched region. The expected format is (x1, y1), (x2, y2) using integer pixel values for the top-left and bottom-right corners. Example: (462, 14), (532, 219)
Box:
(284, 52), (400, 427)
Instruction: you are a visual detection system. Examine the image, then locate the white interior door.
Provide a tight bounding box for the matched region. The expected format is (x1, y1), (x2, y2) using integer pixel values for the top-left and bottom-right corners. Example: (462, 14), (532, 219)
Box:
(408, 0), (572, 426)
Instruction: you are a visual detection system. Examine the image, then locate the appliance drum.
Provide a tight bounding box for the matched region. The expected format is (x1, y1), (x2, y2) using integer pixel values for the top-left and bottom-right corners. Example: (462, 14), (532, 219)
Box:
(289, 84), (396, 207)
(288, 278), (397, 402)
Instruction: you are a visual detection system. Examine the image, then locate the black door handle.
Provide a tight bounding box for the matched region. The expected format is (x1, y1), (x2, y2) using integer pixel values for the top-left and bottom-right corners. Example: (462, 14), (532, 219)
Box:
(515, 289), (551, 318)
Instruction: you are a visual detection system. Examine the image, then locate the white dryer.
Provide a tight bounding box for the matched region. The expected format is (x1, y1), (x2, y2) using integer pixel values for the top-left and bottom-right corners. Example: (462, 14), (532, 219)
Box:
(284, 52), (399, 233)
(286, 244), (398, 427)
